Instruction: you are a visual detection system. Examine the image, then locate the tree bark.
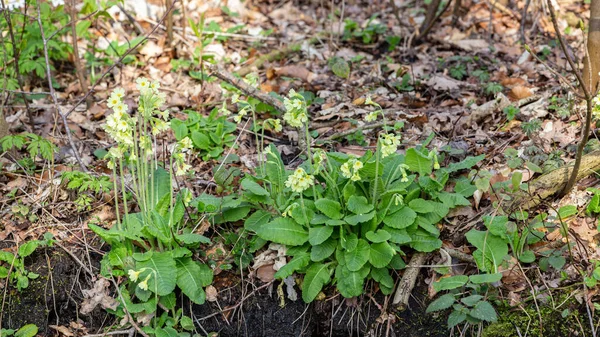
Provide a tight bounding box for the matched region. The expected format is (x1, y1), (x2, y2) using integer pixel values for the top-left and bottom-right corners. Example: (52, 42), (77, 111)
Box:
(583, 0), (600, 93)
(0, 112), (8, 139)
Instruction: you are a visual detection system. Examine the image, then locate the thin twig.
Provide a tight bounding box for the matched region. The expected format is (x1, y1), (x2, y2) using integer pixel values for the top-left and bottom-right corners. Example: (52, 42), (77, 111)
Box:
(324, 121), (397, 141)
(82, 328), (135, 337)
(206, 63), (286, 113)
(36, 2), (88, 172)
(1, 0), (34, 128)
(62, 0), (178, 119)
(547, 0), (594, 196)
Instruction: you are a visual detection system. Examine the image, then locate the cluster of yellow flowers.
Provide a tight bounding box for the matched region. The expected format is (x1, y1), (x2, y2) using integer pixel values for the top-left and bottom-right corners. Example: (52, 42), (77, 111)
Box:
(173, 137), (193, 176)
(364, 95), (381, 122)
(285, 167), (315, 193)
(380, 133), (402, 158)
(105, 89), (135, 168)
(264, 118), (283, 133)
(341, 158), (363, 181)
(128, 269), (151, 291)
(398, 164), (410, 182)
(283, 89), (308, 128)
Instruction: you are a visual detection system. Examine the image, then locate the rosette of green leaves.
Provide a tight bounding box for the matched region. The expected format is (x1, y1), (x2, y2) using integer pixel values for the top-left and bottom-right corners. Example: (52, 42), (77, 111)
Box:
(89, 167), (213, 326)
(217, 144), (484, 302)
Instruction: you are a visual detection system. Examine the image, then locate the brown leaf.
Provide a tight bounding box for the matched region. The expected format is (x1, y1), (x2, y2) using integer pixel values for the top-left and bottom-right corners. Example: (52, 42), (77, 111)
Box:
(205, 285), (218, 302)
(256, 263), (275, 283)
(80, 278), (119, 315)
(49, 325), (74, 337)
(275, 65), (318, 83)
(508, 85), (533, 100)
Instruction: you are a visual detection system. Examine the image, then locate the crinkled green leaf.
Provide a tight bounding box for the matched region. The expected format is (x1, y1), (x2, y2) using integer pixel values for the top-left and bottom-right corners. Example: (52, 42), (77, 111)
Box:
(256, 217), (309, 246)
(302, 263), (331, 303)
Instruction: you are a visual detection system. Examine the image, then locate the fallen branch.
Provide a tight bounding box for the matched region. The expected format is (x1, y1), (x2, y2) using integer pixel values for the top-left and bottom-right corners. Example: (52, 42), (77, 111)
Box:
(206, 63), (286, 113)
(393, 252), (428, 307)
(509, 150), (600, 210)
(237, 36), (322, 77)
(324, 121), (397, 141)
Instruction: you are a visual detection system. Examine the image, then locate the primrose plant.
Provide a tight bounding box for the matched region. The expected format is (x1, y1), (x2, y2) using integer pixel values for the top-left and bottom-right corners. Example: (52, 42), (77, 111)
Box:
(197, 91), (484, 302)
(90, 79), (212, 335)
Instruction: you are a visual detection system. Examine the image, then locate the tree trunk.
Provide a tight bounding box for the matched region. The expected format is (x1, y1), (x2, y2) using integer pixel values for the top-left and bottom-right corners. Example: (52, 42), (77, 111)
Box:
(583, 0), (600, 93)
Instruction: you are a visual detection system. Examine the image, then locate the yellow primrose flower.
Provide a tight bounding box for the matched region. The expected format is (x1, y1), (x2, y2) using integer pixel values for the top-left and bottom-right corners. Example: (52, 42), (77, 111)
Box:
(112, 88), (125, 99)
(380, 133), (401, 158)
(107, 94), (120, 108)
(113, 102), (128, 114)
(150, 81), (160, 91)
(234, 108), (248, 123)
(106, 114), (119, 130)
(341, 158), (362, 181)
(365, 95), (374, 106)
(393, 194), (404, 206)
(128, 269), (140, 282)
(365, 111), (378, 122)
(179, 137), (193, 151)
(176, 163), (192, 176)
(108, 146), (123, 159)
(285, 168), (314, 193)
(399, 164), (409, 182)
(138, 274), (151, 291)
(265, 119), (282, 132)
(136, 77), (150, 91)
(219, 101), (232, 116)
(282, 203), (298, 217)
(429, 150), (440, 170)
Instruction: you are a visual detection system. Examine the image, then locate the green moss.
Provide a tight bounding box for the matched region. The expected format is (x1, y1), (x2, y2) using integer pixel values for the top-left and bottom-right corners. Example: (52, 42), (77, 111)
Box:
(483, 292), (593, 337)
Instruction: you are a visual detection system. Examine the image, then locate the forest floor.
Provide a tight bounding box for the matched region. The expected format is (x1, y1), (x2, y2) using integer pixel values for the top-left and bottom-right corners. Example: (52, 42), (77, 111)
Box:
(1, 0), (600, 336)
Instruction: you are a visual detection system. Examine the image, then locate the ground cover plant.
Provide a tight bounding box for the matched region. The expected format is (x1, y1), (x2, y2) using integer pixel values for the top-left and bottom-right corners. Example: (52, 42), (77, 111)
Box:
(1, 0), (600, 336)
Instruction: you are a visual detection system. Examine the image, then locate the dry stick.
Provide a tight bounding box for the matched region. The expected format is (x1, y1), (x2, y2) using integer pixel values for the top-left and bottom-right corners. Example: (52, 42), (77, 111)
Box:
(236, 35), (323, 77)
(62, 1), (177, 120)
(547, 1), (594, 196)
(520, 0), (533, 43)
(206, 64), (286, 113)
(69, 0), (92, 108)
(416, 0), (452, 42)
(82, 328), (135, 337)
(392, 252), (428, 306)
(165, 0), (174, 48)
(324, 121), (396, 141)
(1, 0), (35, 129)
(36, 3), (88, 172)
(509, 150), (600, 210)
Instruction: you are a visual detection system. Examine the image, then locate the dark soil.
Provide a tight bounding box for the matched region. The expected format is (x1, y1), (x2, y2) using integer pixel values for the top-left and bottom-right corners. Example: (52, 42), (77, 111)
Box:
(193, 272), (448, 337)
(1, 248), (107, 335)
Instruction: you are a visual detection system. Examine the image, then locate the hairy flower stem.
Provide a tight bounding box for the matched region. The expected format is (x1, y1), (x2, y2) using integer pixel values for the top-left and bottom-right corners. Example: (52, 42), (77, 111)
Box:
(300, 194), (310, 227)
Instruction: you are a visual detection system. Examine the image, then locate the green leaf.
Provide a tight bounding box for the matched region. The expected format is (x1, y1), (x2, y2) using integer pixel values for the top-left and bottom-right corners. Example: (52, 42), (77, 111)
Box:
(469, 301), (497, 322)
(469, 273), (502, 284)
(275, 253), (310, 279)
(328, 56), (350, 79)
(335, 264), (365, 298)
(461, 295), (484, 307)
(465, 230), (508, 273)
(383, 206), (417, 229)
(14, 325), (37, 337)
(345, 239), (370, 271)
(518, 250), (536, 263)
(405, 148), (433, 175)
(18, 240), (41, 258)
(241, 178), (270, 196)
(302, 263), (331, 303)
(448, 310), (467, 328)
(365, 229), (391, 243)
(191, 130), (212, 150)
(345, 211), (375, 225)
(369, 242), (395, 268)
(176, 233), (211, 245)
(137, 252), (177, 296)
(309, 224), (334, 245)
(433, 275), (469, 292)
(176, 257), (212, 304)
(426, 294), (456, 313)
(256, 218), (309, 246)
(347, 195), (374, 214)
(454, 179), (477, 197)
(311, 238), (337, 261)
(244, 210), (271, 232)
(409, 229), (442, 252)
(408, 199), (435, 213)
(558, 205), (578, 219)
(445, 155), (485, 173)
(385, 227), (412, 244)
(180, 315), (195, 331)
(315, 199), (343, 219)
